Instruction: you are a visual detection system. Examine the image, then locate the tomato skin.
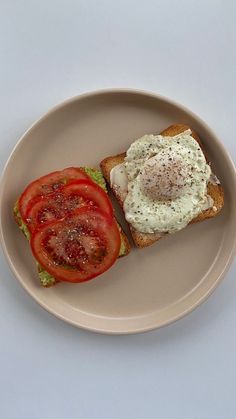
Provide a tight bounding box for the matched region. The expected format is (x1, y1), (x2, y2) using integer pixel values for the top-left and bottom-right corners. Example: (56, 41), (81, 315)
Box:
(25, 194), (65, 233)
(61, 180), (113, 217)
(26, 180), (113, 233)
(30, 208), (121, 283)
(19, 168), (90, 222)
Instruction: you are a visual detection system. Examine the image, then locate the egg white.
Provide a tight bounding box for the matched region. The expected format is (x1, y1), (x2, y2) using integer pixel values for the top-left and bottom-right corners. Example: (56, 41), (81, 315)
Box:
(123, 130), (213, 233)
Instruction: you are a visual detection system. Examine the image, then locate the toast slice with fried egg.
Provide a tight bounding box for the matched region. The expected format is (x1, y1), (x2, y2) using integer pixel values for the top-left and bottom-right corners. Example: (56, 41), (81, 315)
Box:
(100, 124), (224, 248)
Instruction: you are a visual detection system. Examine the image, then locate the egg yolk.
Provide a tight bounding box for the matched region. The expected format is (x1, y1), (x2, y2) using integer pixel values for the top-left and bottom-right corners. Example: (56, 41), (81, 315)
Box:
(139, 152), (190, 201)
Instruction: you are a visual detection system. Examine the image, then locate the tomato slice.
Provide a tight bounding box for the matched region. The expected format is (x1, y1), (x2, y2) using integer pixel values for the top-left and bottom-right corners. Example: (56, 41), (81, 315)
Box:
(62, 181), (113, 217)
(26, 180), (113, 233)
(30, 208), (121, 283)
(25, 193), (66, 232)
(19, 168), (90, 222)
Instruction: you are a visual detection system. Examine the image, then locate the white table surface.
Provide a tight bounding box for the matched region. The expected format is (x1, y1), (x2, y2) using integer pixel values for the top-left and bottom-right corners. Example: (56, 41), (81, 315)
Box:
(1, 1), (236, 418)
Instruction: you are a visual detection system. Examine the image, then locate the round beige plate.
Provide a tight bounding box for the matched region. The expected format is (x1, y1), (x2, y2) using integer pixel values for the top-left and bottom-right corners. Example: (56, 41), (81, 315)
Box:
(0, 90), (236, 334)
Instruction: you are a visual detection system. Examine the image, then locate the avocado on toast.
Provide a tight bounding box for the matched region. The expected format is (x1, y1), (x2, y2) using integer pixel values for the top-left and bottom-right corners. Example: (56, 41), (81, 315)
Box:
(14, 167), (131, 286)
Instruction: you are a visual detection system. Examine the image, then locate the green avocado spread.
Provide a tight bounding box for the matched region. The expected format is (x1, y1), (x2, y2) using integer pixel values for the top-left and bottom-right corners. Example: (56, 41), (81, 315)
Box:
(14, 168), (126, 287)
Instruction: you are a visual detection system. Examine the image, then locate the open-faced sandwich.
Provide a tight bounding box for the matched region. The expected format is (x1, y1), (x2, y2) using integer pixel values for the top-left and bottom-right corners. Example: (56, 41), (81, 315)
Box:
(14, 167), (130, 286)
(100, 124), (224, 247)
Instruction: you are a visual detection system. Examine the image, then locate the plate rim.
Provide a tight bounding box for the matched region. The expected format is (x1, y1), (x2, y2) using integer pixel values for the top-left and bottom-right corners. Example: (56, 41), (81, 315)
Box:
(0, 88), (236, 334)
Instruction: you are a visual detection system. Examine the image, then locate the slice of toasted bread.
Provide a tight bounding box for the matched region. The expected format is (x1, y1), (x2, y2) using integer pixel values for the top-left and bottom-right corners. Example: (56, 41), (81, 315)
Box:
(100, 124), (224, 248)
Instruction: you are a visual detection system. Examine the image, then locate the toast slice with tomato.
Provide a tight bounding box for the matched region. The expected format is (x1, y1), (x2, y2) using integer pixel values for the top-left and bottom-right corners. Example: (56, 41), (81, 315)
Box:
(14, 167), (131, 287)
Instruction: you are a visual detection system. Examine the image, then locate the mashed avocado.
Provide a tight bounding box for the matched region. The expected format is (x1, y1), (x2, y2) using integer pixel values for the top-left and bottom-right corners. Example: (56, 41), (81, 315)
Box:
(14, 168), (126, 287)
(13, 202), (31, 240)
(83, 167), (107, 191)
(37, 263), (57, 287)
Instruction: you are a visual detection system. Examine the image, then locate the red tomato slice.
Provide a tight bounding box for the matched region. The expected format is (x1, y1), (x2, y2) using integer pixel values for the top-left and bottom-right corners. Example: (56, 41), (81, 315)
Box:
(62, 181), (113, 217)
(30, 208), (121, 283)
(25, 193), (66, 232)
(26, 180), (113, 233)
(19, 168), (90, 222)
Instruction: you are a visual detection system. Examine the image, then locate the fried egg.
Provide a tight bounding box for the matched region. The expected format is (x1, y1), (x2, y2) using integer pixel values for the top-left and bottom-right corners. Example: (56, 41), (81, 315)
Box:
(110, 129), (214, 234)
